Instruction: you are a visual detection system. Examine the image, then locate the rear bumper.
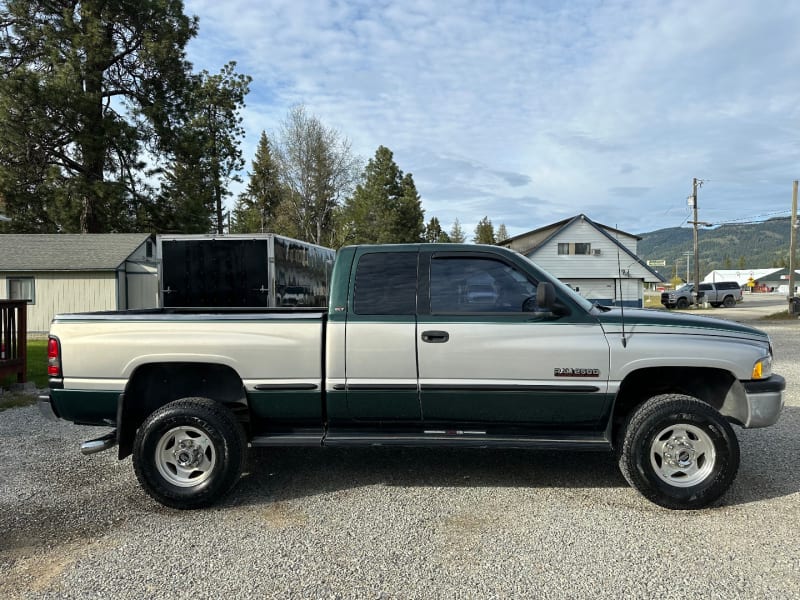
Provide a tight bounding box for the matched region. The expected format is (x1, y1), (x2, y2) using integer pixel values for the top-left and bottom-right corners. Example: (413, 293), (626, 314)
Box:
(741, 374), (786, 428)
(38, 394), (59, 421)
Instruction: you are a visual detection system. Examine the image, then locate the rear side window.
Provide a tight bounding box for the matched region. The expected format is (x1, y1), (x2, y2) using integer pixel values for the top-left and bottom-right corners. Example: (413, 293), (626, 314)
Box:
(717, 281), (741, 290)
(353, 252), (418, 315)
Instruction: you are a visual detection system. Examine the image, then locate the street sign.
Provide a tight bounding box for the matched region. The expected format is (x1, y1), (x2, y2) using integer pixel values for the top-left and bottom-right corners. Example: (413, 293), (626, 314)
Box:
(647, 260), (667, 267)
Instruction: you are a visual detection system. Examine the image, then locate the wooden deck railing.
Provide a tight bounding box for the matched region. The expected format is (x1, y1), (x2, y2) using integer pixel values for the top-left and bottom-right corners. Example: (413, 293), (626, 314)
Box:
(0, 300), (27, 384)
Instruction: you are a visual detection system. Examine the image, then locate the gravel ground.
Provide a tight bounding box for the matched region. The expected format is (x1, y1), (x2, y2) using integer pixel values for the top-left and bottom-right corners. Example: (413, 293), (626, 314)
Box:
(1, 321), (798, 599)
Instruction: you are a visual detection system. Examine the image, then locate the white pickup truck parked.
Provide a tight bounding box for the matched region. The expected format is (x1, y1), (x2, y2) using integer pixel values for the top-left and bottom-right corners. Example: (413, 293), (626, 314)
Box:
(40, 244), (785, 510)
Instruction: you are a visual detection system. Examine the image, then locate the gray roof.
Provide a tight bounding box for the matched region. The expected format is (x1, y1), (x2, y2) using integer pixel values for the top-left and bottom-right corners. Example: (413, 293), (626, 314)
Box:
(0, 234), (152, 272)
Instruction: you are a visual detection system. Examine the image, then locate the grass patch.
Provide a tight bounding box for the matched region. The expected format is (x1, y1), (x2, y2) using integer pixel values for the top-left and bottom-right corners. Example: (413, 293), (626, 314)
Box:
(760, 311), (800, 321)
(0, 338), (48, 389)
(25, 339), (48, 387)
(0, 392), (36, 412)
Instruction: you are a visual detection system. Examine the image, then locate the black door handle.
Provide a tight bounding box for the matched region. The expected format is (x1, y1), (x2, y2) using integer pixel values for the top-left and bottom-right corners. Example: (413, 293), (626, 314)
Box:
(421, 330), (449, 343)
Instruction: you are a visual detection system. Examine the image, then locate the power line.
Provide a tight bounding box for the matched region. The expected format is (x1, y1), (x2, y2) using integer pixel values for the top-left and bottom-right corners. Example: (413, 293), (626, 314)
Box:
(711, 209), (792, 226)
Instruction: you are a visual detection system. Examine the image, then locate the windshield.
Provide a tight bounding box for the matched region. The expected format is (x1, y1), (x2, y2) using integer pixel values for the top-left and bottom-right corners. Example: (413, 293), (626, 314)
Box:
(676, 284), (692, 292)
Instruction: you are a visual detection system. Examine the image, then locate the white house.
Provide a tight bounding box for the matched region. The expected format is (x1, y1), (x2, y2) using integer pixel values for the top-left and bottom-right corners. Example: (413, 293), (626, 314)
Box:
(0, 234), (159, 333)
(499, 214), (665, 307)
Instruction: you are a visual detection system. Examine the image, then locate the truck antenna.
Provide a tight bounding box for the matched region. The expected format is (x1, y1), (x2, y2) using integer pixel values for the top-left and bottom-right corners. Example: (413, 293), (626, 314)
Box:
(616, 227), (627, 348)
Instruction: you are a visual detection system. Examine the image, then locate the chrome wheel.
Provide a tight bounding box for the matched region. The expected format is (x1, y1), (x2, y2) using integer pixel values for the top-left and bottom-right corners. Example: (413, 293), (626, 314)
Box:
(650, 424), (716, 488)
(155, 425), (217, 488)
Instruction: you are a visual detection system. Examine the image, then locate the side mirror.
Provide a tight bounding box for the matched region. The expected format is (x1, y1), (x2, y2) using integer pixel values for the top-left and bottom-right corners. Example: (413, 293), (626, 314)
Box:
(535, 281), (555, 310)
(524, 282), (569, 316)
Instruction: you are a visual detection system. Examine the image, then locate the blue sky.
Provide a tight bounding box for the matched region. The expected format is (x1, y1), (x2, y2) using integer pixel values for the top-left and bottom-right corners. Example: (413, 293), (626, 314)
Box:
(184, 0), (800, 238)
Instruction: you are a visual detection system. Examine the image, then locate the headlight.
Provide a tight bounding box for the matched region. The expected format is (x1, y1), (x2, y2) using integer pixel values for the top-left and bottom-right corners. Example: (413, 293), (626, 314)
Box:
(752, 355), (772, 380)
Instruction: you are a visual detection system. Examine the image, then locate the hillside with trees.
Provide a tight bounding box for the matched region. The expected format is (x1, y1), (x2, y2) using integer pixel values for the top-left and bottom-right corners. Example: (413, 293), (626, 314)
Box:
(637, 217), (793, 278)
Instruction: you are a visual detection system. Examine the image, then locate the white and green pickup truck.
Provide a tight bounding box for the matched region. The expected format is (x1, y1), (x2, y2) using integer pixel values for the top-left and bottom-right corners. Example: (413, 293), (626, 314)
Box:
(40, 244), (785, 510)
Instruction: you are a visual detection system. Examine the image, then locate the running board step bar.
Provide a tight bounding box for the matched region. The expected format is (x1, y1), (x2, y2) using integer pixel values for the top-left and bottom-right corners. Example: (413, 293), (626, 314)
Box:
(322, 433), (610, 451)
(80, 430), (117, 455)
(250, 433), (324, 447)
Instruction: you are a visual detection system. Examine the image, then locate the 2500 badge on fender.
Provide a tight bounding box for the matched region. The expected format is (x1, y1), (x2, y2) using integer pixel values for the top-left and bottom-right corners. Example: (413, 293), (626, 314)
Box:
(554, 367), (601, 377)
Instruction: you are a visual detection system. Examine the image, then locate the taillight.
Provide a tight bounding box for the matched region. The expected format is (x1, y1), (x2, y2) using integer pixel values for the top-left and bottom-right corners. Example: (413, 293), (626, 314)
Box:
(47, 337), (61, 377)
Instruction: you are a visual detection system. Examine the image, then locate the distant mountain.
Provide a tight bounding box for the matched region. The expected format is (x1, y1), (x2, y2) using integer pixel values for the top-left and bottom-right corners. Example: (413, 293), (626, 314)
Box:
(637, 217), (793, 279)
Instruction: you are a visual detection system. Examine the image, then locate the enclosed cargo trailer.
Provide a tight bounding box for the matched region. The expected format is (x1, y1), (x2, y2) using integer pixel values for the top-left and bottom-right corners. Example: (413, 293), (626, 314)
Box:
(157, 234), (334, 308)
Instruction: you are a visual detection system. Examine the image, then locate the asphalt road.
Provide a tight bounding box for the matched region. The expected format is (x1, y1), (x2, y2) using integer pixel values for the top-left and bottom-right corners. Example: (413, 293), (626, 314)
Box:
(1, 316), (798, 599)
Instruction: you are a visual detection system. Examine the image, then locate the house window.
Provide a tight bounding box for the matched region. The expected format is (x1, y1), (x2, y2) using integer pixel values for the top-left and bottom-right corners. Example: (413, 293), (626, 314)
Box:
(8, 277), (35, 304)
(558, 243), (592, 255)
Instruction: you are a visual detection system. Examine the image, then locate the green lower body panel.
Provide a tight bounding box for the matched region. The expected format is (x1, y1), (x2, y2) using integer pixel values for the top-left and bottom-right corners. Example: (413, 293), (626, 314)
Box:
(421, 391), (614, 430)
(51, 389), (119, 425)
(247, 390), (322, 422)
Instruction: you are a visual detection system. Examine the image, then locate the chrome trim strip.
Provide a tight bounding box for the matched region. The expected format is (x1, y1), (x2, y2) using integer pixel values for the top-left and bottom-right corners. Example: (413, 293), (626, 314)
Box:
(253, 383), (318, 391)
(420, 383), (601, 393)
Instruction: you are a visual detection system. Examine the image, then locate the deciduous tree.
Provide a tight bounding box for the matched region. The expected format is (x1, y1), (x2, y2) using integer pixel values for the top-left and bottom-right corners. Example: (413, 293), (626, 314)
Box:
(273, 105), (360, 246)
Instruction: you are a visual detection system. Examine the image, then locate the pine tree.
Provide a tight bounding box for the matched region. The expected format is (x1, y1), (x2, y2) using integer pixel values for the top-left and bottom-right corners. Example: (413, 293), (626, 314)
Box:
(425, 217), (451, 243)
(341, 146), (424, 244)
(232, 131), (284, 233)
(185, 63), (251, 234)
(496, 223), (509, 243)
(0, 0), (198, 232)
(474, 216), (496, 244)
(449, 218), (466, 243)
(393, 173), (425, 242)
(155, 148), (215, 234)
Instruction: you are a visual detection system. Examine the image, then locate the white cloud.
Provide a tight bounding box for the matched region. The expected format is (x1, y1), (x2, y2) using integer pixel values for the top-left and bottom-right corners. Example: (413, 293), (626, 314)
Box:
(185, 0), (800, 238)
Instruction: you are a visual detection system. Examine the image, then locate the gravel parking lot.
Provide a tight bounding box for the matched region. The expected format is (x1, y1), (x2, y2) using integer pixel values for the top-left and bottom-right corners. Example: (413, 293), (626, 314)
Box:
(1, 320), (798, 599)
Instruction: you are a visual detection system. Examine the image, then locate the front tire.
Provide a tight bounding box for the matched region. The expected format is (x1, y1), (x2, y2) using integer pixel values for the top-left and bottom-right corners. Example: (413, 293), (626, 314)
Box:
(676, 298), (689, 309)
(618, 394), (739, 509)
(133, 398), (247, 509)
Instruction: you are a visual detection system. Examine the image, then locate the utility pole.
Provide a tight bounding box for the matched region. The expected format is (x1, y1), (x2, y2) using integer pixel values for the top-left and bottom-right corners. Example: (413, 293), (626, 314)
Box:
(790, 180), (798, 312)
(687, 178), (710, 305)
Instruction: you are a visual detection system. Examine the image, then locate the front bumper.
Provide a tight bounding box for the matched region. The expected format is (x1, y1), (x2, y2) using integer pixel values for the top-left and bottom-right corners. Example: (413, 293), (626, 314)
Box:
(741, 374), (786, 428)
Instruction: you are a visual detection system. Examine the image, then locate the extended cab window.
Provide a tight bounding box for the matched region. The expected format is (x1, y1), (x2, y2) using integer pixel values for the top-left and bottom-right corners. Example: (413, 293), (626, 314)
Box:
(430, 256), (537, 313)
(353, 252), (418, 315)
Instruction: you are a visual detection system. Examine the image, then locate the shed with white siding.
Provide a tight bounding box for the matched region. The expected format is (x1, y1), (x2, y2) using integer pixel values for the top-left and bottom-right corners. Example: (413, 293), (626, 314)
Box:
(0, 234), (158, 333)
(499, 214), (665, 307)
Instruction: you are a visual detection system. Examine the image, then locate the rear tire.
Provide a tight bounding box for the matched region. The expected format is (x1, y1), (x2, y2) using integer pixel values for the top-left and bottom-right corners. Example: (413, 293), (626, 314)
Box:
(133, 397), (247, 509)
(618, 394), (739, 509)
(722, 295), (736, 308)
